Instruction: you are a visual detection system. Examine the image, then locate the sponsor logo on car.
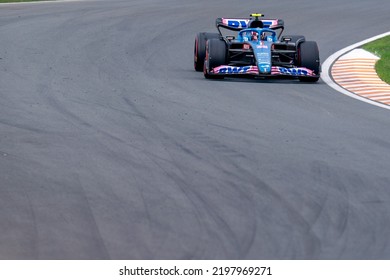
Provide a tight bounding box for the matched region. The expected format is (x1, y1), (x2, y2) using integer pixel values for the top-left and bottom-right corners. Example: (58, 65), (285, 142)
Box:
(259, 64), (271, 73)
(210, 66), (314, 76)
(214, 66), (251, 74)
(226, 20), (248, 28)
(223, 19), (278, 29)
(275, 67), (314, 76)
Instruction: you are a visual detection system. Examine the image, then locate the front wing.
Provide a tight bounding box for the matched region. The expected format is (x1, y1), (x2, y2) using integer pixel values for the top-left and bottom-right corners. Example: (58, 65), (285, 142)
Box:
(209, 65), (318, 77)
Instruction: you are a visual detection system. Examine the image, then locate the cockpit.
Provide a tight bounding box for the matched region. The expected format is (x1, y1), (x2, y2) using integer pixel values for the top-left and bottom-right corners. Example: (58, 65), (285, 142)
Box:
(238, 29), (277, 43)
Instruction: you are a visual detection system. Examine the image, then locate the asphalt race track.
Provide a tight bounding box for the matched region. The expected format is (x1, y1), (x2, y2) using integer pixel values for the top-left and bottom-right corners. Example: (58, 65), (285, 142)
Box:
(1, 0), (390, 259)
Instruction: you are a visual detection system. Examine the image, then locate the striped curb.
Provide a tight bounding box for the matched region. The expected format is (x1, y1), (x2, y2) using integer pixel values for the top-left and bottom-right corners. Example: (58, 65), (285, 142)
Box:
(322, 31), (390, 111)
(331, 49), (390, 106)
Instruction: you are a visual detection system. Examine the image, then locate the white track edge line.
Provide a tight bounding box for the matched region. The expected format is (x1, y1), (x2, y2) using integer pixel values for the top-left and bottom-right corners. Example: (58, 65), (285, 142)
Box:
(322, 31), (390, 111)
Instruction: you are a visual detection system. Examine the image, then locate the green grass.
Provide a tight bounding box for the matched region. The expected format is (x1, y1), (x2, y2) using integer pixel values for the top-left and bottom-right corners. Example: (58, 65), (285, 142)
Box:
(363, 35), (390, 84)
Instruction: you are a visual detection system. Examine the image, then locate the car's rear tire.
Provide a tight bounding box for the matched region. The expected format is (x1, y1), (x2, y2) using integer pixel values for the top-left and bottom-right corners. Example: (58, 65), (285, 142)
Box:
(194, 32), (220, 71)
(204, 38), (227, 79)
(298, 41), (320, 82)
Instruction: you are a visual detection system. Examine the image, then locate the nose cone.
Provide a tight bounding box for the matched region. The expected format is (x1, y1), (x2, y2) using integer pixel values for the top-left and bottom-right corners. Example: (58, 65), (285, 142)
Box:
(258, 63), (271, 74)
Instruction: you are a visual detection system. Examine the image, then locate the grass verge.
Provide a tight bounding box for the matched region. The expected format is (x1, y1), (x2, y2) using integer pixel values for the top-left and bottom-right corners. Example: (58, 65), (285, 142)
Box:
(362, 35), (390, 84)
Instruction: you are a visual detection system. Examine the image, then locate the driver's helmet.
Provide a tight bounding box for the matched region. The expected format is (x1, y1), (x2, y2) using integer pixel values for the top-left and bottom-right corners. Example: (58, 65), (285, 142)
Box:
(251, 31), (258, 41)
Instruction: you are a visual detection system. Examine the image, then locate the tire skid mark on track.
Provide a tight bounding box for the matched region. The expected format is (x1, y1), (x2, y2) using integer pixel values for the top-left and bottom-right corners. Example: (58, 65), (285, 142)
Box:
(189, 130), (323, 258)
(2, 0), (390, 259)
(121, 96), (248, 258)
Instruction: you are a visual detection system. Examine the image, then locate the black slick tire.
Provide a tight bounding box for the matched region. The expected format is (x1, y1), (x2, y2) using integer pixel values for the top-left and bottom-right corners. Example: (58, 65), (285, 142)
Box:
(298, 41), (320, 82)
(194, 32), (220, 71)
(203, 38), (227, 79)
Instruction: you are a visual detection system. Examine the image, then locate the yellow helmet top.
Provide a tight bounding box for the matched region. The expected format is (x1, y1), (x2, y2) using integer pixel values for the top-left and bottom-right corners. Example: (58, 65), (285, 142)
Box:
(250, 13), (264, 20)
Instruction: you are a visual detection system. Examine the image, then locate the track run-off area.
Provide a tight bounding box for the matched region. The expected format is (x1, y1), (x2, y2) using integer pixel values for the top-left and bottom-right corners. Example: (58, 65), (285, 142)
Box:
(1, 0), (390, 259)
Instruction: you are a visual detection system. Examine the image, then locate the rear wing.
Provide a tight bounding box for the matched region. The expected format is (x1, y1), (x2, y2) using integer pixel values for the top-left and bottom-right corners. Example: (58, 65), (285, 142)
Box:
(216, 17), (285, 38)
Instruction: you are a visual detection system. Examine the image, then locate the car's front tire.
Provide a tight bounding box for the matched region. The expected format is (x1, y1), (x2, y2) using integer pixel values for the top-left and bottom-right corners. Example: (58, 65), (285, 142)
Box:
(298, 41), (320, 82)
(203, 38), (227, 79)
(194, 32), (220, 72)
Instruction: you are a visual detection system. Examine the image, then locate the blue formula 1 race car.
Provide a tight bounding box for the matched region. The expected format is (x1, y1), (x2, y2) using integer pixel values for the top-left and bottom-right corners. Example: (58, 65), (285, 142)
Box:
(194, 14), (320, 82)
